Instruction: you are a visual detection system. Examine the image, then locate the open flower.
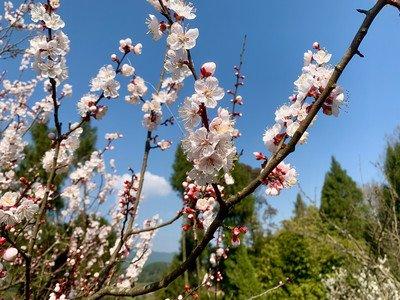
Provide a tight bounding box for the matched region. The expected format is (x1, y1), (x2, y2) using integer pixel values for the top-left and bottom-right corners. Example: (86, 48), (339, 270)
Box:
(167, 22), (199, 50)
(193, 77), (225, 108)
(0, 192), (18, 207)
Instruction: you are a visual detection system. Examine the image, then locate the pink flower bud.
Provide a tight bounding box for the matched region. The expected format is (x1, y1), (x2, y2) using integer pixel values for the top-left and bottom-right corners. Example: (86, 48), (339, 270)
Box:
(234, 95), (243, 105)
(3, 247), (18, 262)
(133, 43), (142, 55)
(253, 152), (266, 160)
(200, 62), (216, 78)
(111, 54), (118, 61)
(312, 42), (320, 50)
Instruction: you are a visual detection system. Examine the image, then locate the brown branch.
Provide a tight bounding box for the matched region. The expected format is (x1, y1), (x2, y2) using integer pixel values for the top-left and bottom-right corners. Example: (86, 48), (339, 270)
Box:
(231, 35), (247, 116)
(84, 1), (394, 299)
(389, 0), (400, 9)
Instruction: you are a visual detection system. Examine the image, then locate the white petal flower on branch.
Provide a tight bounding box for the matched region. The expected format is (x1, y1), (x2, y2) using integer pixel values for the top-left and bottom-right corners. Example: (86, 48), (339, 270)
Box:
(146, 14), (163, 41)
(193, 76), (225, 108)
(126, 76), (148, 104)
(90, 65), (120, 98)
(178, 96), (201, 129)
(313, 49), (332, 65)
(164, 49), (191, 82)
(43, 13), (65, 30)
(121, 64), (135, 77)
(169, 0), (196, 20)
(167, 22), (199, 50)
(0, 191), (18, 207)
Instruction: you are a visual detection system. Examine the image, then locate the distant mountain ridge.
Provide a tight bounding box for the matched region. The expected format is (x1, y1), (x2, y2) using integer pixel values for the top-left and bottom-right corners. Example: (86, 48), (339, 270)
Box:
(146, 251), (175, 265)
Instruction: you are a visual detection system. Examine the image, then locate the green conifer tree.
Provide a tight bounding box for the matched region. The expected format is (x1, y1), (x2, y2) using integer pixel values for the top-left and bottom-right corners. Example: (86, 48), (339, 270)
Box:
(320, 157), (366, 238)
(294, 193), (306, 218)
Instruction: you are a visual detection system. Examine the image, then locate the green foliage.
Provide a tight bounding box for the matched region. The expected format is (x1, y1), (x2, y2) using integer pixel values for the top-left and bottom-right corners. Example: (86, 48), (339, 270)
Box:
(223, 246), (262, 299)
(170, 143), (192, 194)
(385, 137), (400, 196)
(255, 206), (349, 299)
(320, 157), (366, 238)
(74, 122), (97, 164)
(293, 193), (306, 218)
(138, 262), (169, 283)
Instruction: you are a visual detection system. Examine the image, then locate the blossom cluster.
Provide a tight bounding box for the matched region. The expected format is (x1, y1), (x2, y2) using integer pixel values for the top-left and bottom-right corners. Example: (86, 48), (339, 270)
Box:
(263, 44), (344, 154)
(42, 123), (83, 174)
(117, 215), (161, 288)
(181, 178), (222, 232)
(323, 257), (400, 299)
(257, 44), (344, 196)
(255, 156), (298, 196)
(178, 63), (239, 185)
(27, 2), (69, 82)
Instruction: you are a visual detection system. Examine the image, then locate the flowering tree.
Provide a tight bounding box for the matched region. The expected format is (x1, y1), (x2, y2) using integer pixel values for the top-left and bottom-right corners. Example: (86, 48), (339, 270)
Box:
(0, 0), (399, 299)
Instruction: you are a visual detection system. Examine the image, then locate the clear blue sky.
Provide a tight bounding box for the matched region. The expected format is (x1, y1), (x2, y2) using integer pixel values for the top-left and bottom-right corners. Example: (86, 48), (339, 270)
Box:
(3, 0), (400, 252)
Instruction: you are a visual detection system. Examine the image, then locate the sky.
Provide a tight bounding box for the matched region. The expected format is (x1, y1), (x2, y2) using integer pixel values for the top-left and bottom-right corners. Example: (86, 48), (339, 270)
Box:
(2, 0), (400, 252)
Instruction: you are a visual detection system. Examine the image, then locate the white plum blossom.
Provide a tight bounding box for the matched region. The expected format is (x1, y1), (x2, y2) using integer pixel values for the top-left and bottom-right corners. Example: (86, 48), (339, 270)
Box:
(119, 38), (133, 53)
(30, 3), (46, 22)
(157, 140), (172, 150)
(42, 125), (83, 174)
(143, 112), (162, 130)
(146, 14), (163, 40)
(77, 94), (98, 117)
(164, 49), (191, 82)
(125, 76), (148, 104)
(105, 133), (123, 141)
(121, 64), (135, 77)
(179, 96), (201, 129)
(262, 45), (345, 172)
(194, 76), (225, 108)
(62, 83), (72, 97)
(16, 199), (39, 221)
(142, 100), (161, 113)
(0, 208), (19, 226)
(49, 0), (60, 9)
(169, 0), (196, 19)
(263, 162), (298, 196)
(167, 22), (199, 50)
(120, 215), (161, 286)
(313, 49), (332, 65)
(90, 65), (120, 98)
(43, 13), (65, 30)
(0, 122), (27, 170)
(0, 191), (18, 207)
(151, 90), (177, 105)
(2, 247), (18, 262)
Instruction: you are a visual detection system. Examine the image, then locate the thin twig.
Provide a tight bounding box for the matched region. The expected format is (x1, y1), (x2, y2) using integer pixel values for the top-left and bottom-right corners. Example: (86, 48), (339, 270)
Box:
(86, 1), (393, 298)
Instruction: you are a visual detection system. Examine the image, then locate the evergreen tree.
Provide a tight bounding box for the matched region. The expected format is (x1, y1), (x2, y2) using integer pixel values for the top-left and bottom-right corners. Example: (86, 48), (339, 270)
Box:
(294, 193), (306, 218)
(320, 157), (366, 238)
(224, 246), (262, 299)
(255, 206), (351, 299)
(384, 136), (400, 200)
